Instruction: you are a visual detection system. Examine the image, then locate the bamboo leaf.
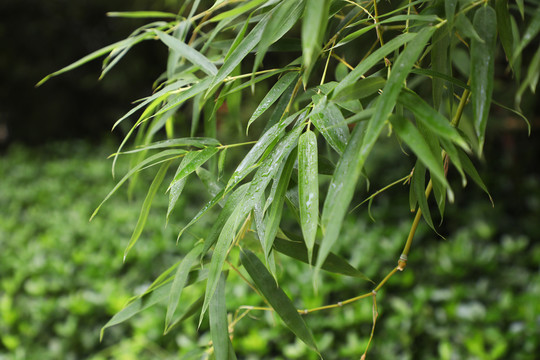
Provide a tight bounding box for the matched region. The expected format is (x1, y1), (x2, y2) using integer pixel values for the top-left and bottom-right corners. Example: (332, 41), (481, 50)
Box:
(226, 111), (299, 189)
(240, 249), (319, 353)
(455, 14), (484, 43)
(495, 0), (514, 66)
(207, 11), (271, 96)
(209, 273), (231, 360)
(263, 150), (296, 262)
(390, 115), (449, 190)
(298, 130), (319, 263)
(107, 11), (178, 19)
(332, 77), (386, 103)
(253, 0), (305, 74)
(165, 243), (203, 331)
(201, 126), (303, 323)
(332, 32), (417, 96)
(471, 5), (497, 152)
(101, 269), (207, 340)
(196, 167), (225, 198)
(317, 27), (436, 275)
(167, 153), (198, 222)
(411, 160), (436, 231)
(397, 89), (468, 149)
(445, 0), (458, 25)
(458, 150), (494, 205)
(311, 98), (350, 154)
(169, 147), (219, 189)
(512, 5), (540, 62)
(124, 161), (171, 260)
(301, 0), (331, 84)
(91, 149), (184, 221)
(164, 295), (204, 335)
(247, 72), (299, 133)
(116, 138), (221, 155)
(274, 235), (372, 281)
(154, 30), (218, 76)
(209, 0), (267, 22)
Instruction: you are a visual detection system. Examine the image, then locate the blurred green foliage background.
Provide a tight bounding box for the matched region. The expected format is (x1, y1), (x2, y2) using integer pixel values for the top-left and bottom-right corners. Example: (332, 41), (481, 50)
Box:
(1, 134), (539, 359)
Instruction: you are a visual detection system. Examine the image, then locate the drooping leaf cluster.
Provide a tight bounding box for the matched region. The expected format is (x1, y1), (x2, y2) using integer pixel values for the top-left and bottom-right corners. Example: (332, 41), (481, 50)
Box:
(39, 0), (539, 357)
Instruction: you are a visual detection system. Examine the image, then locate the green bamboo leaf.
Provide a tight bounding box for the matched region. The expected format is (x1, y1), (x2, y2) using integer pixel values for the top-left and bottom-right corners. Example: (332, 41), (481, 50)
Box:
(196, 167), (225, 198)
(226, 110), (299, 189)
(471, 5), (497, 152)
(512, 5), (540, 62)
(439, 137), (467, 187)
(397, 89), (468, 149)
(317, 122), (366, 277)
(207, 11), (271, 96)
(431, 27), (450, 111)
(263, 150), (296, 262)
(298, 130), (319, 263)
(495, 0), (514, 66)
(209, 0), (267, 22)
(455, 14), (484, 43)
(167, 153), (198, 222)
(107, 11), (178, 19)
(155, 30), (218, 76)
(101, 269), (207, 340)
(209, 273), (231, 360)
(164, 295), (204, 335)
(301, 0), (331, 84)
(240, 249), (319, 353)
(332, 32), (417, 96)
(36, 35), (151, 86)
(445, 0), (458, 25)
(202, 184), (250, 255)
(317, 27), (436, 275)
(253, 0), (305, 74)
(411, 68), (469, 90)
(124, 161), (171, 261)
(247, 72), (299, 133)
(201, 126), (304, 323)
(274, 235), (372, 281)
(169, 147), (219, 189)
(165, 243), (203, 331)
(458, 150), (494, 205)
(91, 149), (184, 221)
(516, 0), (525, 19)
(311, 98), (350, 154)
(331, 77), (386, 103)
(390, 115), (449, 190)
(115, 138), (221, 156)
(411, 160), (436, 231)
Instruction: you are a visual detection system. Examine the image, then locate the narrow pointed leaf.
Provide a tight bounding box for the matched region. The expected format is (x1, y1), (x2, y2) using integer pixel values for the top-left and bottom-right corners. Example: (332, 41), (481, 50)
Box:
(298, 130), (319, 263)
(196, 167), (225, 198)
(247, 72), (298, 132)
(311, 99), (350, 154)
(397, 89), (468, 149)
(317, 27), (436, 275)
(471, 5), (497, 151)
(209, 0), (267, 22)
(91, 149), (184, 221)
(201, 126), (304, 322)
(124, 161), (171, 260)
(458, 150), (494, 205)
(155, 30), (217, 76)
(274, 235), (372, 281)
(107, 11), (178, 19)
(117, 138), (221, 155)
(332, 77), (386, 103)
(240, 249), (319, 353)
(512, 5), (540, 62)
(390, 115), (449, 189)
(164, 295), (204, 335)
(332, 32), (417, 96)
(165, 243), (204, 330)
(263, 150), (296, 261)
(301, 0), (330, 84)
(495, 0), (514, 66)
(210, 273), (230, 360)
(169, 147), (219, 188)
(226, 111), (299, 189)
(167, 153), (198, 222)
(411, 160), (436, 231)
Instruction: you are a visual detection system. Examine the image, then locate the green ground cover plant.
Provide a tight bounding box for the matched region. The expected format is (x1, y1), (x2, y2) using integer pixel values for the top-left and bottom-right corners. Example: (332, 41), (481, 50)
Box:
(34, 0), (540, 358)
